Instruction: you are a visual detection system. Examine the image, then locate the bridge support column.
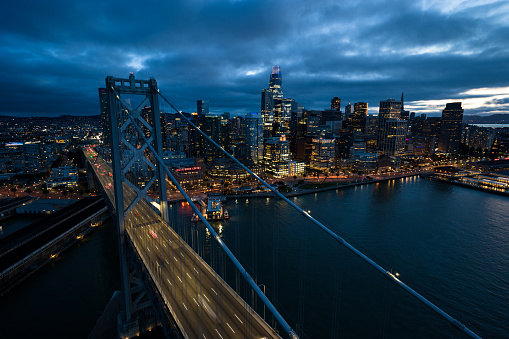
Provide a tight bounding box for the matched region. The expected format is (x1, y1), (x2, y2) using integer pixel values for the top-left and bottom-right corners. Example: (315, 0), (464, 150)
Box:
(117, 315), (139, 339)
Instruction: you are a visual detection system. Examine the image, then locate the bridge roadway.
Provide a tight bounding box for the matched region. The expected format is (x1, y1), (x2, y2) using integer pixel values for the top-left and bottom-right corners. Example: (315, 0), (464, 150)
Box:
(85, 148), (279, 339)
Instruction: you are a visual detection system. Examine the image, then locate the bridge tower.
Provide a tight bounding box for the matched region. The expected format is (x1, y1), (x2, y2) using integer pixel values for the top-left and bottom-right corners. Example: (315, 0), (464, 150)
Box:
(105, 74), (169, 337)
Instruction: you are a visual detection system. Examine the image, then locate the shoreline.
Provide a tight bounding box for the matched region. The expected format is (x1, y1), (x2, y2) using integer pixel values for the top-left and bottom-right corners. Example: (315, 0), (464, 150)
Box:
(169, 172), (430, 203)
(422, 174), (509, 197)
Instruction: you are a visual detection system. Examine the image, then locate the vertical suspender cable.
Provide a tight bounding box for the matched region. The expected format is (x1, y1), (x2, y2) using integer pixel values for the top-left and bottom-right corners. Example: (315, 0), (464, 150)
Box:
(158, 91), (480, 339)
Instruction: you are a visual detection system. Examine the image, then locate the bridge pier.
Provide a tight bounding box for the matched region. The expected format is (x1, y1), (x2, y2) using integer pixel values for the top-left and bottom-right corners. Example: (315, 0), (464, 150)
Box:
(117, 315), (139, 339)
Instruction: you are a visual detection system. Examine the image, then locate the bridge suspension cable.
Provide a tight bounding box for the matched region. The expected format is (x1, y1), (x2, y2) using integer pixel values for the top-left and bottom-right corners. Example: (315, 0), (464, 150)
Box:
(110, 86), (300, 339)
(156, 90), (482, 339)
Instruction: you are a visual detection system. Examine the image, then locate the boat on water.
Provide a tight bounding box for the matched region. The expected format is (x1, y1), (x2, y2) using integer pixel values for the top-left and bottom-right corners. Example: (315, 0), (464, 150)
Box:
(191, 197), (229, 222)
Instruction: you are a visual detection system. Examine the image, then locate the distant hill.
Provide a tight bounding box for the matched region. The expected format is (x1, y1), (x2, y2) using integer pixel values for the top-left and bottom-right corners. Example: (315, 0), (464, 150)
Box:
(463, 114), (509, 124)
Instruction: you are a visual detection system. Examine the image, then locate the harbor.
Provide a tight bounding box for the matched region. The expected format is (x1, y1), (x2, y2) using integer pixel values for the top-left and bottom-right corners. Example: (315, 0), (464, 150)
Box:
(423, 166), (509, 197)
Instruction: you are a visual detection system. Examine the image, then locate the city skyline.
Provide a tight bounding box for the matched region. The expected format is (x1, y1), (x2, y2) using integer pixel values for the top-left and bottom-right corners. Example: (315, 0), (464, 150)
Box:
(1, 0), (509, 117)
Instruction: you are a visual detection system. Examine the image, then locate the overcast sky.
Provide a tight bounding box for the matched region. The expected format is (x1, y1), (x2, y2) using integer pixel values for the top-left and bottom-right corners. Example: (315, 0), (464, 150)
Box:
(1, 0), (509, 117)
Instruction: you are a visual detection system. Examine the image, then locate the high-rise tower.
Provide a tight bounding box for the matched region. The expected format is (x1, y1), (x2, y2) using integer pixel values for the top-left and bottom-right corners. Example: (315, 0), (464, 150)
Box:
(344, 101), (353, 115)
(377, 98), (407, 155)
(331, 97), (341, 111)
(269, 66), (283, 100)
(438, 102), (464, 153)
(244, 112), (264, 164)
(197, 100), (209, 115)
(352, 102), (368, 132)
(262, 66), (285, 137)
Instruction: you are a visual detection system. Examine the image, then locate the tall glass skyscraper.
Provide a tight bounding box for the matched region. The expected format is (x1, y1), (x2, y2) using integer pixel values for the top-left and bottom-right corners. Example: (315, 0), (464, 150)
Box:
(353, 102), (368, 133)
(261, 66), (285, 137)
(438, 102), (464, 153)
(377, 98), (407, 156)
(244, 112), (264, 164)
(197, 100), (209, 115)
(269, 66), (283, 100)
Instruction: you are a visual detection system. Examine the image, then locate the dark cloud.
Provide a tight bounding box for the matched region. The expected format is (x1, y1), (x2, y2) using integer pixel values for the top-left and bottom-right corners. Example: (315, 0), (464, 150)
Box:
(1, 0), (508, 117)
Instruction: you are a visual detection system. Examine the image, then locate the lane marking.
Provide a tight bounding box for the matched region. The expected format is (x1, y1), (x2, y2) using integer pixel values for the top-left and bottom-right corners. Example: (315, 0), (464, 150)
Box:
(174, 256), (178, 262)
(163, 243), (166, 248)
(203, 294), (210, 302)
(182, 302), (187, 311)
(215, 329), (223, 339)
(166, 278), (172, 286)
(186, 272), (192, 279)
(211, 288), (217, 295)
(234, 314), (243, 324)
(178, 276), (182, 283)
(165, 258), (169, 264)
(180, 252), (184, 258)
(194, 267), (199, 274)
(226, 323), (235, 334)
(202, 335), (206, 339)
(193, 298), (199, 306)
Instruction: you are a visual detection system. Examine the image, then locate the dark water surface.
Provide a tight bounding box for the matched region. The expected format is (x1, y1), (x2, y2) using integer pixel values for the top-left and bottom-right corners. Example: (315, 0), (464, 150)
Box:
(1, 177), (508, 338)
(193, 176), (509, 338)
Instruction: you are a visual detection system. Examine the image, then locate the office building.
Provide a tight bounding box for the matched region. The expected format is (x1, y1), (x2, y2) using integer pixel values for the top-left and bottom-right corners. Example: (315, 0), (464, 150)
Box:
(352, 102), (368, 132)
(331, 97), (341, 111)
(344, 101), (353, 115)
(438, 102), (464, 153)
(244, 112), (264, 164)
(310, 138), (335, 170)
(377, 98), (407, 156)
(197, 100), (209, 115)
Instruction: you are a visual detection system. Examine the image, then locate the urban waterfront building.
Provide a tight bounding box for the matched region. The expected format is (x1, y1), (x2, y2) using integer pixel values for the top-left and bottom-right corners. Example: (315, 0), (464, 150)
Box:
(438, 102), (464, 153)
(377, 98), (407, 156)
(310, 137), (335, 170)
(244, 112), (263, 164)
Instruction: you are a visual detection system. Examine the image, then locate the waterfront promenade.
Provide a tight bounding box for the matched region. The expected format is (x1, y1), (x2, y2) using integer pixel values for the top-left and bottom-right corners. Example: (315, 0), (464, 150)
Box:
(168, 170), (432, 202)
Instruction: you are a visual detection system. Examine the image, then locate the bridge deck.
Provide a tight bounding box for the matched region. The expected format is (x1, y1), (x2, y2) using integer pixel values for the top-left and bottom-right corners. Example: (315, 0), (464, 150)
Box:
(86, 148), (280, 339)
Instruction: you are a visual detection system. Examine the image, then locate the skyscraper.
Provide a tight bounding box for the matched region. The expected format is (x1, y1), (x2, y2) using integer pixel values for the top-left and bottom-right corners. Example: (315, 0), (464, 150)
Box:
(260, 66), (284, 136)
(344, 101), (353, 115)
(244, 112), (264, 164)
(202, 114), (221, 162)
(261, 88), (274, 138)
(438, 102), (464, 153)
(352, 102), (368, 132)
(377, 98), (407, 156)
(269, 66), (283, 100)
(197, 100), (209, 115)
(331, 97), (341, 111)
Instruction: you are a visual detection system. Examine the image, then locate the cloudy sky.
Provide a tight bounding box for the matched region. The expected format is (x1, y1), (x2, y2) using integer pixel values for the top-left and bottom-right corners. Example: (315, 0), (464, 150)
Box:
(1, 0), (509, 117)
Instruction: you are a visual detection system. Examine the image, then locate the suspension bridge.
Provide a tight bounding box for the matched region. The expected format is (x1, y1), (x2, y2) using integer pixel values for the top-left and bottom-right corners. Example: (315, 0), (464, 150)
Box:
(85, 74), (481, 339)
